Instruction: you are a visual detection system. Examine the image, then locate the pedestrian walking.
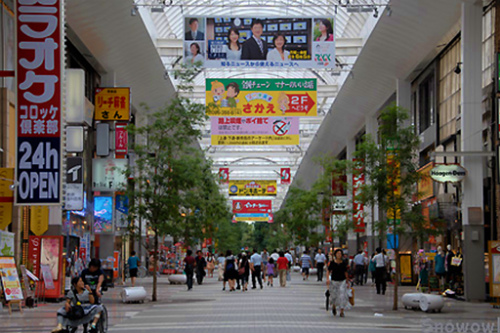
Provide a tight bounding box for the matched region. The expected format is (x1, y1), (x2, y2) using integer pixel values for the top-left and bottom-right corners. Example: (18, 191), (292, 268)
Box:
(368, 253), (376, 285)
(195, 250), (207, 285)
(238, 252), (250, 291)
(206, 252), (215, 278)
(217, 252), (225, 282)
(261, 249), (269, 283)
(277, 251), (289, 287)
(373, 247), (389, 295)
(326, 249), (351, 317)
(183, 250), (195, 291)
(314, 249), (326, 282)
(127, 251), (140, 287)
(250, 249), (263, 289)
(353, 250), (365, 286)
(223, 250), (237, 291)
(266, 257), (275, 287)
(300, 250), (312, 280)
(285, 250), (293, 282)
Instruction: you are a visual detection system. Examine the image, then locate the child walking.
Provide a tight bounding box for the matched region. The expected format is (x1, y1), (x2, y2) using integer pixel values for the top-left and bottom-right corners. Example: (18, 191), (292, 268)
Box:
(266, 257), (275, 287)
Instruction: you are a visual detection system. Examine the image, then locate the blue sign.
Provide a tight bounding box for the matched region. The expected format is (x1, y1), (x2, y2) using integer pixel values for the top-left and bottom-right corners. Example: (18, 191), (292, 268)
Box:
(234, 213), (269, 218)
(116, 195), (128, 215)
(387, 234), (399, 250)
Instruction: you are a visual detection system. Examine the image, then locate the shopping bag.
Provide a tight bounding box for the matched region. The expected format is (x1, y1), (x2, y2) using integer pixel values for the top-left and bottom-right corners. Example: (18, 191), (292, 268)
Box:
(325, 289), (330, 311)
(286, 271), (291, 281)
(348, 287), (355, 306)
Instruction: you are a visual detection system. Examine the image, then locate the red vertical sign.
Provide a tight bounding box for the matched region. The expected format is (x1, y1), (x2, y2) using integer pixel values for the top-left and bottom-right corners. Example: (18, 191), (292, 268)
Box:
(352, 161), (365, 233)
(219, 168), (229, 184)
(16, 0), (62, 204)
(28, 236), (41, 278)
(115, 123), (128, 155)
(280, 168), (291, 184)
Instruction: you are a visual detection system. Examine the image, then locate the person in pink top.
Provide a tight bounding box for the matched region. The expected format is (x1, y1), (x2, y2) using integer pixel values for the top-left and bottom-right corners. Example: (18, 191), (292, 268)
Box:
(276, 251), (289, 287)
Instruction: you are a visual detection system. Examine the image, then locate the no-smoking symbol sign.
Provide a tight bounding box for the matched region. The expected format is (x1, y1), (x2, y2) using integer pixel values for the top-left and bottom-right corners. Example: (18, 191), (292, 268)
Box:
(272, 120), (291, 136)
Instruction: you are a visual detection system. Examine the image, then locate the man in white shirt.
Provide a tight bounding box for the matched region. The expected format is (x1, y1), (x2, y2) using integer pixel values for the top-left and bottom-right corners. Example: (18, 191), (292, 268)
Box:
(285, 250), (293, 282)
(373, 247), (389, 295)
(314, 249), (326, 282)
(250, 249), (263, 289)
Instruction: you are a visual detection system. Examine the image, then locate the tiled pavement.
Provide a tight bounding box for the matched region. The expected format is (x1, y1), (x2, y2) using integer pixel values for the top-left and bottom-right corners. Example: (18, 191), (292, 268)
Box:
(2, 272), (500, 333)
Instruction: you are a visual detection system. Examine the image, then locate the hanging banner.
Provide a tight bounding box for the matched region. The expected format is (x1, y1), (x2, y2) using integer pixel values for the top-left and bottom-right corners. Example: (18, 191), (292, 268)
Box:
(229, 180), (277, 196)
(280, 168), (291, 184)
(185, 17), (335, 69)
(0, 230), (15, 257)
(206, 78), (317, 117)
(417, 162), (434, 200)
(352, 161), (365, 233)
(30, 206), (49, 236)
(40, 264), (55, 290)
(65, 157), (84, 211)
(219, 168), (229, 184)
(28, 236), (41, 278)
(0, 168), (14, 230)
(232, 199), (272, 214)
(234, 213), (270, 222)
(0, 257), (23, 300)
(94, 88), (130, 121)
(115, 123), (128, 155)
(211, 117), (299, 145)
(16, 0), (62, 205)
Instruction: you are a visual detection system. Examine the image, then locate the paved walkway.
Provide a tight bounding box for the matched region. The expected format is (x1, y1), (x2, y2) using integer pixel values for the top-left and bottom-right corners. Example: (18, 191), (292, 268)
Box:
(2, 272), (500, 333)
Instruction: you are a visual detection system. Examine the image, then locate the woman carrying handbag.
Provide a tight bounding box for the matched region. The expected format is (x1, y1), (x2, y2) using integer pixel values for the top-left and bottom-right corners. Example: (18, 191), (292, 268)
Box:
(326, 249), (351, 317)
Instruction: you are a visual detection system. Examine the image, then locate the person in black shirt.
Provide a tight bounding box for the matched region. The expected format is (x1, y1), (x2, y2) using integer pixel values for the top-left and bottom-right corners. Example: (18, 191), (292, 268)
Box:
(80, 258), (105, 299)
(195, 250), (207, 285)
(326, 249), (351, 317)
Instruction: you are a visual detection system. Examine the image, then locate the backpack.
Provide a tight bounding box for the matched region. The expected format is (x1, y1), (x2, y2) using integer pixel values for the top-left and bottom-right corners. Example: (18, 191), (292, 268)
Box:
(226, 260), (234, 271)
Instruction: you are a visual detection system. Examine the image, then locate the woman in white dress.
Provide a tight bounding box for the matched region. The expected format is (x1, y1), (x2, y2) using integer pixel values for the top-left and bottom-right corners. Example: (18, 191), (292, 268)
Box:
(186, 42), (204, 67)
(266, 33), (290, 62)
(222, 28), (241, 61)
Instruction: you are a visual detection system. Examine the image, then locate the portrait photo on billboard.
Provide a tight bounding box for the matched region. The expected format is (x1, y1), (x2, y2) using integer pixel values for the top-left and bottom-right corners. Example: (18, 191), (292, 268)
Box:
(184, 41), (205, 67)
(184, 17), (205, 41)
(203, 17), (334, 69)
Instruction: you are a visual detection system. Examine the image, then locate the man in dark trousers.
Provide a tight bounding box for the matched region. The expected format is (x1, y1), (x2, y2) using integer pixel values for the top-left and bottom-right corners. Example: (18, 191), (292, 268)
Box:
(195, 250), (207, 285)
(183, 250), (196, 290)
(250, 249), (263, 289)
(241, 19), (268, 60)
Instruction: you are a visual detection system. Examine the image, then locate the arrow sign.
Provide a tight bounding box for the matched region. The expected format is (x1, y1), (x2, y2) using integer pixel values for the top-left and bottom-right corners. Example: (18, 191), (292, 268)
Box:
(286, 93), (316, 114)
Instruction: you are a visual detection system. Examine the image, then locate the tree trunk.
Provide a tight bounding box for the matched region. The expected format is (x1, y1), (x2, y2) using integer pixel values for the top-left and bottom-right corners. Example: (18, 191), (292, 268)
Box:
(393, 219), (399, 311)
(152, 231), (158, 302)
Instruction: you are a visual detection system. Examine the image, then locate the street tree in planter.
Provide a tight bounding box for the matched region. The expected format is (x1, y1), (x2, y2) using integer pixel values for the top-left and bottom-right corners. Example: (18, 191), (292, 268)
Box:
(353, 104), (423, 310)
(124, 68), (210, 302)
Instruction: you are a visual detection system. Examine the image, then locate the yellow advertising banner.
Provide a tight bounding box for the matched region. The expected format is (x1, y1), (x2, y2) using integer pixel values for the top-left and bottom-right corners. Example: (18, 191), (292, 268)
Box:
(30, 206), (49, 236)
(0, 168), (14, 230)
(0, 168), (14, 197)
(234, 216), (269, 222)
(417, 162), (434, 200)
(0, 203), (13, 230)
(206, 79), (317, 117)
(228, 180), (278, 196)
(94, 88), (130, 121)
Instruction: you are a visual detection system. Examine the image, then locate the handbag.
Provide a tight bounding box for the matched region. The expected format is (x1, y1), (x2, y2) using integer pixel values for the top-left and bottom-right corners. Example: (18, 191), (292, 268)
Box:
(67, 291), (85, 320)
(348, 287), (355, 306)
(238, 267), (245, 275)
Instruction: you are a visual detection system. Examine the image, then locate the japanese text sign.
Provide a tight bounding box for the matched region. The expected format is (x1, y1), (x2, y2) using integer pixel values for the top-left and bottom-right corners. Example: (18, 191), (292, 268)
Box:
(280, 168), (291, 184)
(206, 78), (317, 117)
(232, 199), (272, 214)
(16, 0), (62, 204)
(211, 117), (299, 146)
(229, 180), (277, 196)
(0, 168), (14, 230)
(219, 168), (229, 184)
(115, 123), (128, 155)
(352, 161), (365, 233)
(234, 213), (271, 222)
(0, 257), (24, 301)
(95, 88), (130, 121)
(186, 17), (335, 69)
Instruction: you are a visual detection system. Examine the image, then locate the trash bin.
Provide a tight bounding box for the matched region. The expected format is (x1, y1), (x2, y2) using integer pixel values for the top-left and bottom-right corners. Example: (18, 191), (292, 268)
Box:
(419, 294), (444, 313)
